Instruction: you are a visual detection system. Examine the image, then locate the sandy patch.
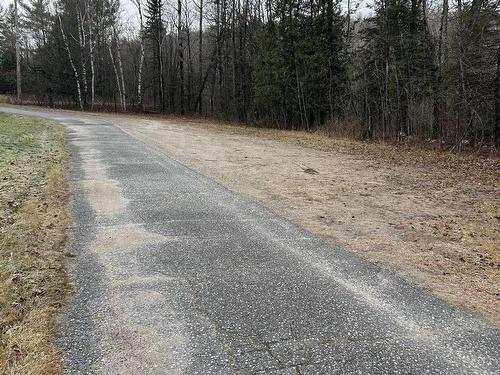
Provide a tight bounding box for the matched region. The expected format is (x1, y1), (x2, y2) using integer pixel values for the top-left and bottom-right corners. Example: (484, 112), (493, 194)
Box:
(79, 179), (128, 217)
(101, 289), (189, 375)
(91, 223), (172, 253)
(81, 159), (107, 180)
(77, 149), (129, 217)
(90, 222), (189, 374)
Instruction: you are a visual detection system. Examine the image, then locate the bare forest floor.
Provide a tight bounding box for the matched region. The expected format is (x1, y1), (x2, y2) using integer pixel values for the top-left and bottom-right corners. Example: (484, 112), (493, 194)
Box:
(3, 104), (500, 326)
(0, 114), (71, 374)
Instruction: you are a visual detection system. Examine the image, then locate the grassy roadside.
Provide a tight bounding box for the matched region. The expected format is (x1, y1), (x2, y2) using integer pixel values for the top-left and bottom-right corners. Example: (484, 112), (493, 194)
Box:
(0, 114), (71, 374)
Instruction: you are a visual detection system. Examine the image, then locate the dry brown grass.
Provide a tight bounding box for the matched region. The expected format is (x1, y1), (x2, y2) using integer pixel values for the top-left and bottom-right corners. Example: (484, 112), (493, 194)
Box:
(0, 114), (71, 375)
(189, 118), (499, 175)
(0, 96), (11, 104)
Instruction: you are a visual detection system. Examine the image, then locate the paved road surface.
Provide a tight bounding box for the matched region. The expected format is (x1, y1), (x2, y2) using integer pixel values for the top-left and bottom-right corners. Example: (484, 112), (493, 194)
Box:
(1, 106), (499, 374)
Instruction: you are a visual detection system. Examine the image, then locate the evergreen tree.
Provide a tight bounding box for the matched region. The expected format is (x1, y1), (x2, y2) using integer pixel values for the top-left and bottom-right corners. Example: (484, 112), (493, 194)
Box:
(0, 5), (17, 94)
(21, 0), (52, 48)
(145, 0), (165, 111)
(254, 0), (346, 129)
(359, 0), (435, 139)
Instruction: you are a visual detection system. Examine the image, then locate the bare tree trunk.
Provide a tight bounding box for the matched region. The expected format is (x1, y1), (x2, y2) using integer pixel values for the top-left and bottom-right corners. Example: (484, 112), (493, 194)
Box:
(196, 40), (219, 110)
(59, 14), (83, 110)
(133, 0), (145, 111)
(231, 0), (237, 118)
(240, 0), (249, 119)
(161, 39), (166, 112)
(109, 42), (124, 111)
(157, 30), (165, 112)
(457, 0), (467, 144)
(433, 0), (448, 141)
(383, 0), (389, 139)
(214, 0), (221, 114)
(327, 0), (335, 122)
(77, 10), (88, 107)
(137, 43), (145, 110)
(438, 0), (448, 66)
(114, 28), (126, 111)
(220, 0), (227, 102)
(363, 68), (372, 138)
(185, 10), (194, 112)
(495, 44), (500, 147)
(87, 9), (95, 111)
(178, 0), (185, 114)
(198, 0), (203, 114)
(14, 0), (22, 103)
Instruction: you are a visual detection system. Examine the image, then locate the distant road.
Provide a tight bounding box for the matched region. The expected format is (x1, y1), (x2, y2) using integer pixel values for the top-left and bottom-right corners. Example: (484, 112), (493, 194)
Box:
(1, 106), (499, 374)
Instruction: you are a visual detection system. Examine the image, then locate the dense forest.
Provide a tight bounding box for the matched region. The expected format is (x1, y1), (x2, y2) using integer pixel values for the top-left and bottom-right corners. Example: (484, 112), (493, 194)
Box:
(0, 0), (499, 146)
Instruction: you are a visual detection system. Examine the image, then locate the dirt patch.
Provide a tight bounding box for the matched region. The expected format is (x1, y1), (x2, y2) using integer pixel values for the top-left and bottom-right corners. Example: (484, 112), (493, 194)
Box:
(100, 289), (188, 375)
(76, 145), (129, 218)
(79, 180), (128, 217)
(92, 224), (171, 254)
(112, 116), (500, 326)
(0, 114), (71, 374)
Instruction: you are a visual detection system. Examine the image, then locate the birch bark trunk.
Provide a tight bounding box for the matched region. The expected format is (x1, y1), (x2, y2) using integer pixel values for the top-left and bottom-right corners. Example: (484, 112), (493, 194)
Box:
(77, 10), (88, 106)
(132, 0), (145, 111)
(114, 28), (127, 111)
(58, 14), (83, 110)
(178, 0), (185, 114)
(88, 25), (95, 110)
(198, 0), (203, 114)
(14, 0), (22, 103)
(109, 43), (124, 111)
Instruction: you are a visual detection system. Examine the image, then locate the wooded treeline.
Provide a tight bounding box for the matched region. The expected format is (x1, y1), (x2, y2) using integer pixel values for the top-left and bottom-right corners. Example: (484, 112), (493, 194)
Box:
(1, 0), (499, 146)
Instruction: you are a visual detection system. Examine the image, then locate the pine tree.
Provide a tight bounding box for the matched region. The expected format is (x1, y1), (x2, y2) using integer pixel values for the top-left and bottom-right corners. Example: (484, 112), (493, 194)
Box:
(21, 0), (52, 48)
(0, 5), (17, 94)
(145, 0), (165, 111)
(254, 0), (346, 129)
(360, 0), (435, 139)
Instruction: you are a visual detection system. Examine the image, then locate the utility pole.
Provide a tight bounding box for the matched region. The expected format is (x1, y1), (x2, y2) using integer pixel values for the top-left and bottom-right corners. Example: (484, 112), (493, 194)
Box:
(14, 0), (22, 103)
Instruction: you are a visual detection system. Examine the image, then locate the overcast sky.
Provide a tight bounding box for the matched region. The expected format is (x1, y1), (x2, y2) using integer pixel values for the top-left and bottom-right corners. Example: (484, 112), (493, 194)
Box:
(0, 0), (372, 31)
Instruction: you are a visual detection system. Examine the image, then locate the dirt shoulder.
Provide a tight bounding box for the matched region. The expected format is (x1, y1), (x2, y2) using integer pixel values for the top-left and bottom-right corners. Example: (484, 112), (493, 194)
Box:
(111, 115), (499, 326)
(0, 114), (71, 374)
